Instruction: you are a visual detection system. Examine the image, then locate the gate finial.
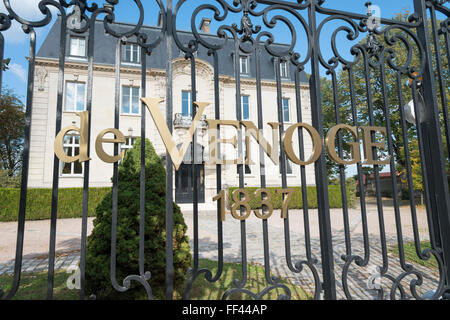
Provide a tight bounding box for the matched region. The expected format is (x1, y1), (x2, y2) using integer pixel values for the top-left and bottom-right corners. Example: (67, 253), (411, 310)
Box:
(232, 0), (261, 41)
(363, 1), (382, 55)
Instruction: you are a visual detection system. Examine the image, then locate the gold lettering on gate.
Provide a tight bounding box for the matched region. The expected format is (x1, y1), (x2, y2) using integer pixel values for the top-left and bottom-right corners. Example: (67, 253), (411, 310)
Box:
(54, 111), (91, 163)
(360, 126), (390, 165)
(206, 119), (240, 165)
(283, 122), (322, 166)
(141, 98), (210, 171)
(241, 121), (280, 166)
(325, 124), (361, 165)
(95, 128), (126, 163)
(52, 96), (392, 171)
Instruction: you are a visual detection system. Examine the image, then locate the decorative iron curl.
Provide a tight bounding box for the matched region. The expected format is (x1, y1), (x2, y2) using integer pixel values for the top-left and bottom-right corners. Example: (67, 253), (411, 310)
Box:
(173, 0), (240, 55)
(342, 263), (442, 300)
(3, 0), (53, 28)
(222, 282), (291, 301)
(317, 14), (363, 72)
(341, 255), (372, 300)
(0, 12), (11, 31)
(101, 0), (166, 55)
(102, 0), (144, 39)
(112, 272), (153, 299)
(253, 4), (311, 67)
(291, 259), (322, 300)
(389, 248), (446, 300)
(428, 0), (450, 16)
(183, 266), (226, 300)
(381, 24), (426, 79)
(0, 0), (72, 301)
(174, 0), (309, 66)
(189, 2), (231, 51)
(60, 0), (99, 13)
(439, 18), (450, 35)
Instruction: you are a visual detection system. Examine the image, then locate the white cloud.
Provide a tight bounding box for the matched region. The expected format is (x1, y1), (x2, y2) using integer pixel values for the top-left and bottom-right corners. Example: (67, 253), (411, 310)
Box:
(1, 0), (54, 21)
(0, 0), (58, 44)
(9, 62), (27, 82)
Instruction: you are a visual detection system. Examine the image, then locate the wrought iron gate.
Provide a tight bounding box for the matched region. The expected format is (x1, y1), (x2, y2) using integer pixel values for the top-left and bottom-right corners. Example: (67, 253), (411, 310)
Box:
(0, 0), (449, 300)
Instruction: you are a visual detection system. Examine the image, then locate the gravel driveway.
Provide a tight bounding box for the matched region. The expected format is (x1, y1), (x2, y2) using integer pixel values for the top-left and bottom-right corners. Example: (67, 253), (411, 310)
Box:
(0, 198), (441, 300)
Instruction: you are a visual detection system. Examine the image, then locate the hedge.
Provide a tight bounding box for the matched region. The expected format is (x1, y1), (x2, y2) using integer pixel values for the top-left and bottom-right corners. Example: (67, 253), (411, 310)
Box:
(0, 188), (111, 222)
(228, 180), (357, 210)
(0, 180), (357, 221)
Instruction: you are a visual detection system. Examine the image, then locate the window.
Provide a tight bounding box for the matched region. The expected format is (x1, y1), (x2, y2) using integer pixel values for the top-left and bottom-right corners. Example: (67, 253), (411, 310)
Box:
(282, 98), (290, 122)
(70, 37), (86, 57)
(237, 163), (252, 175)
(236, 143), (252, 175)
(182, 91), (192, 116)
(65, 82), (86, 112)
(240, 56), (249, 75)
(239, 95), (250, 120)
(123, 43), (140, 64)
(280, 61), (289, 78)
(279, 154), (293, 175)
(120, 137), (137, 155)
(61, 135), (83, 176)
(122, 86), (140, 115)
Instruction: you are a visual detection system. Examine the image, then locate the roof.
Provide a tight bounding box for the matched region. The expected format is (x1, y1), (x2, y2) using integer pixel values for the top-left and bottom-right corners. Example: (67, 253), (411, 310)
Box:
(37, 17), (309, 84)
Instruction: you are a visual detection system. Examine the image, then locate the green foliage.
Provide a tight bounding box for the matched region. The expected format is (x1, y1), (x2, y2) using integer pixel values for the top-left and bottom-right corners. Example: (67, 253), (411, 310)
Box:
(320, 11), (449, 190)
(0, 169), (21, 188)
(0, 187), (110, 222)
(189, 259), (311, 300)
(389, 240), (438, 270)
(0, 87), (25, 177)
(85, 138), (191, 300)
(2, 58), (10, 71)
(0, 259), (312, 300)
(0, 271), (79, 300)
(228, 180), (356, 210)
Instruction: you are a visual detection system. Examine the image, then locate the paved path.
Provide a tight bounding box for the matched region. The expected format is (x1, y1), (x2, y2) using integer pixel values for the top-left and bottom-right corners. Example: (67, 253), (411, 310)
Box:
(0, 198), (442, 300)
(0, 253), (80, 276)
(181, 198), (440, 300)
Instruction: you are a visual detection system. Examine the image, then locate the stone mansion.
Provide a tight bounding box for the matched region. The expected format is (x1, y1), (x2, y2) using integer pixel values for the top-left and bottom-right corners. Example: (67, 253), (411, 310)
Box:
(28, 17), (315, 205)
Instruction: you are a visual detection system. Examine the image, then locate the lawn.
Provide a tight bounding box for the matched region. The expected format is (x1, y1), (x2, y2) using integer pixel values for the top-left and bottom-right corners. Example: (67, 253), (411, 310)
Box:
(0, 270), (79, 300)
(389, 241), (439, 270)
(0, 259), (311, 300)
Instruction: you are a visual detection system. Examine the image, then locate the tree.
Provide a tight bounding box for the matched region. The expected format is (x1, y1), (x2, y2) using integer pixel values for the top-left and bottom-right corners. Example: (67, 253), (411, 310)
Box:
(2, 58), (10, 71)
(0, 87), (25, 177)
(85, 138), (191, 300)
(320, 11), (449, 194)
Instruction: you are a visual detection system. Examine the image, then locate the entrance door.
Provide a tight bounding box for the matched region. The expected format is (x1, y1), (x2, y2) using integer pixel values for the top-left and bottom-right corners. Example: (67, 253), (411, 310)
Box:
(175, 164), (205, 204)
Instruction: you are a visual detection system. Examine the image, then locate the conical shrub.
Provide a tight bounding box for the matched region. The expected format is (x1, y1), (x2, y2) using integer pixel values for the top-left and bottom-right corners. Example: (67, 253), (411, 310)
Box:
(85, 138), (191, 299)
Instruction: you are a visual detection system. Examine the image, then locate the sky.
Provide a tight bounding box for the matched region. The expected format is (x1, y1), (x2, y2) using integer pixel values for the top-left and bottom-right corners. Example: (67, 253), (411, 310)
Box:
(0, 0), (447, 178)
(0, 0), (425, 101)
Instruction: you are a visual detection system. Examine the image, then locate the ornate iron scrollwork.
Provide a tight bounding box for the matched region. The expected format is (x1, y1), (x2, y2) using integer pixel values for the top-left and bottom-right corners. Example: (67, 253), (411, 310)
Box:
(0, 0), (448, 301)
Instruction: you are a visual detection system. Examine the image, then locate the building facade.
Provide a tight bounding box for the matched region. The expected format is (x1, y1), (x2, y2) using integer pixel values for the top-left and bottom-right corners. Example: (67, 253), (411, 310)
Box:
(28, 17), (315, 205)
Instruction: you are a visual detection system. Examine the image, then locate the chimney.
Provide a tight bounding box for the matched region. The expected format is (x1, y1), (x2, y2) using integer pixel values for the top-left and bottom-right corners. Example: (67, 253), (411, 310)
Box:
(199, 18), (211, 33)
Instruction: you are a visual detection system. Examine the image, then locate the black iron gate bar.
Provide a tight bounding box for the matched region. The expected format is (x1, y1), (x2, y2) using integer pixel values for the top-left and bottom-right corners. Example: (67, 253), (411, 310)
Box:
(0, 0), (448, 300)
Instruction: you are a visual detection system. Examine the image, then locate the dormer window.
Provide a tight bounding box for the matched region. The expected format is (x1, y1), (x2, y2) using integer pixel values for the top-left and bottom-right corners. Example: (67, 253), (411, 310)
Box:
(280, 60), (289, 79)
(123, 43), (140, 64)
(69, 36), (86, 57)
(240, 56), (249, 75)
